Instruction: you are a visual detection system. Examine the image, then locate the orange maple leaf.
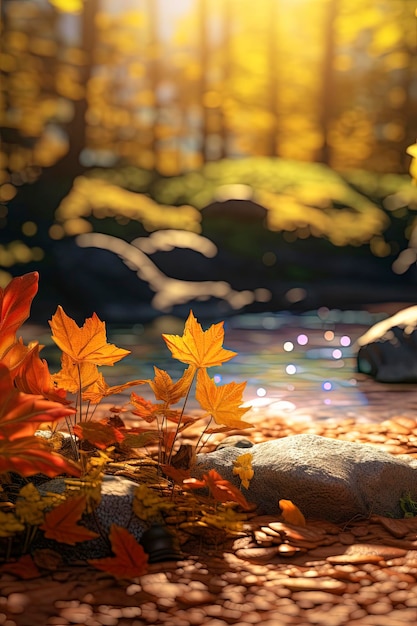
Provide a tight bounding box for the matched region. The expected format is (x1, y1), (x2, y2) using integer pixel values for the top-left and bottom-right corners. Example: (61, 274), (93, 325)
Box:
(49, 306), (130, 366)
(0, 272), (38, 358)
(73, 420), (125, 450)
(0, 436), (80, 477)
(148, 365), (195, 405)
(40, 495), (99, 545)
(162, 310), (237, 369)
(279, 499), (306, 527)
(195, 368), (252, 429)
(81, 371), (144, 404)
(89, 524), (148, 579)
(130, 392), (161, 422)
(0, 363), (76, 439)
(14, 343), (68, 404)
(52, 353), (100, 393)
(184, 469), (251, 510)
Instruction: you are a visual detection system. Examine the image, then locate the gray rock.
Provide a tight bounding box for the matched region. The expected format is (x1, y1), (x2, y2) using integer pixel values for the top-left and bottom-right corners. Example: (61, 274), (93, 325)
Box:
(357, 306), (417, 382)
(36, 475), (147, 561)
(194, 434), (417, 523)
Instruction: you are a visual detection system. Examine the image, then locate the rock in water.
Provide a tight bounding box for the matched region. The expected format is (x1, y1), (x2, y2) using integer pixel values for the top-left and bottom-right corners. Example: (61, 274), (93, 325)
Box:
(194, 434), (417, 523)
(357, 305), (417, 382)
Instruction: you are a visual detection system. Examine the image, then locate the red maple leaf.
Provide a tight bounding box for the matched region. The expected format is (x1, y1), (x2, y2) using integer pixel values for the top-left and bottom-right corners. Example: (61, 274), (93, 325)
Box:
(89, 524), (148, 579)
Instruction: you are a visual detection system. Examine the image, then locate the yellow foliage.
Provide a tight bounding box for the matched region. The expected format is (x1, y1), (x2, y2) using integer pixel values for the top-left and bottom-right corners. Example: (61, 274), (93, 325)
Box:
(233, 453), (254, 489)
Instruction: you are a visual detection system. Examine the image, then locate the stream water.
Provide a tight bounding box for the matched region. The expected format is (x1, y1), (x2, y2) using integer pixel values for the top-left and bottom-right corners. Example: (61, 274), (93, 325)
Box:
(26, 308), (417, 426)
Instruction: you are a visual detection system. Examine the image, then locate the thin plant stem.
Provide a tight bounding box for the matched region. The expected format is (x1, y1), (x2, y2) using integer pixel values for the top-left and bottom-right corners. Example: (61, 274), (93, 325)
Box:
(167, 369), (196, 465)
(195, 416), (213, 454)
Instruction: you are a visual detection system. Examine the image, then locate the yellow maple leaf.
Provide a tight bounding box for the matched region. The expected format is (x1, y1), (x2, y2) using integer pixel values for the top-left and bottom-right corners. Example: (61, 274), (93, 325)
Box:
(162, 310), (237, 369)
(148, 365), (195, 405)
(233, 452), (254, 489)
(279, 499), (306, 527)
(195, 368), (252, 429)
(49, 306), (130, 366)
(52, 353), (100, 393)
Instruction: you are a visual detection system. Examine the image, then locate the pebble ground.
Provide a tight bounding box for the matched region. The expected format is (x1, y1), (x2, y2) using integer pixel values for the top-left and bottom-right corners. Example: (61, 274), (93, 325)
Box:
(2, 415), (417, 626)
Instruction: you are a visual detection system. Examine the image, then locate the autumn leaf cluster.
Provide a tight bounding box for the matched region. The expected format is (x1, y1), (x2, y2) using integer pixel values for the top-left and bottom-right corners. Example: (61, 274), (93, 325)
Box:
(0, 272), (258, 579)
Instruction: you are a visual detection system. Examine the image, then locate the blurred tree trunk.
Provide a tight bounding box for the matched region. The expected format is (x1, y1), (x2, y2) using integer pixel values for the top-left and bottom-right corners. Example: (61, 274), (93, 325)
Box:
(198, 0), (209, 161)
(317, 0), (339, 165)
(147, 0), (160, 169)
(219, 0), (232, 159)
(265, 0), (279, 156)
(43, 0), (98, 181)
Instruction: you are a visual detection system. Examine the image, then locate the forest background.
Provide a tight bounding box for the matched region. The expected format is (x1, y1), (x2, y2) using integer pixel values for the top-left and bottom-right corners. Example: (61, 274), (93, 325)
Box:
(1, 0), (417, 323)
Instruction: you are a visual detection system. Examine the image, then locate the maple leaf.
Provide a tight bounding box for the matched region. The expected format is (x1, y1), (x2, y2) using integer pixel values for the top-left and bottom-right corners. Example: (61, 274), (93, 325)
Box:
(89, 524), (148, 579)
(184, 469), (251, 510)
(162, 310), (237, 369)
(0, 437), (80, 477)
(130, 392), (161, 422)
(279, 499), (306, 527)
(81, 371), (144, 404)
(161, 464), (191, 484)
(0, 554), (40, 579)
(148, 366), (195, 405)
(52, 353), (100, 393)
(14, 343), (68, 403)
(1, 338), (36, 378)
(73, 420), (125, 450)
(49, 306), (130, 366)
(233, 452), (254, 489)
(0, 363), (76, 439)
(195, 368), (252, 429)
(0, 272), (39, 358)
(40, 495), (99, 545)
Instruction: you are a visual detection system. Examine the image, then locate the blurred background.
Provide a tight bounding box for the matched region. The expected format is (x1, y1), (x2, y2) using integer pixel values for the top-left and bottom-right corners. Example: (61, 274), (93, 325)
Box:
(1, 0), (417, 325)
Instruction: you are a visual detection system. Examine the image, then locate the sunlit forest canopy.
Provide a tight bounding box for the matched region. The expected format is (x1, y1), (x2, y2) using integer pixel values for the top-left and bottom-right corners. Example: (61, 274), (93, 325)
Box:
(1, 0), (416, 186)
(1, 0), (417, 319)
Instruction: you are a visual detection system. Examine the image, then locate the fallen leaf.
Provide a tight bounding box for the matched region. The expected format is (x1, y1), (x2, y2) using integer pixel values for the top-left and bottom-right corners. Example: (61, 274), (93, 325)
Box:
(40, 495), (99, 545)
(162, 310), (237, 369)
(49, 306), (130, 366)
(233, 452), (254, 489)
(0, 554), (41, 579)
(89, 524), (148, 579)
(184, 469), (251, 510)
(279, 499), (306, 527)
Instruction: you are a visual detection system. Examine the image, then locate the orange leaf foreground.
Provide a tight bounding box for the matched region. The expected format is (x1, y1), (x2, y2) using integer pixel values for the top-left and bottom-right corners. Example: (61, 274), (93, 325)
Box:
(0, 436), (79, 477)
(49, 306), (130, 365)
(0, 272), (39, 358)
(40, 495), (99, 545)
(89, 524), (148, 579)
(0, 363), (76, 439)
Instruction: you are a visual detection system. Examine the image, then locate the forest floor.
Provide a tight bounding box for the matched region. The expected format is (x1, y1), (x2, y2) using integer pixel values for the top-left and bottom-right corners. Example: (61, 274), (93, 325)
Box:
(2, 413), (417, 626)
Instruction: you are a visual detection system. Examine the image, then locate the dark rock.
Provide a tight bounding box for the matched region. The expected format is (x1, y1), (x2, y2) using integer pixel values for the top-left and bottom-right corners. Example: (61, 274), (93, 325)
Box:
(357, 305), (417, 382)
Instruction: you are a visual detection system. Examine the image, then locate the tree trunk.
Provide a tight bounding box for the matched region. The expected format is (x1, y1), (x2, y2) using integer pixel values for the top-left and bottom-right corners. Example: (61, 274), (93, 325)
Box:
(317, 0), (340, 165)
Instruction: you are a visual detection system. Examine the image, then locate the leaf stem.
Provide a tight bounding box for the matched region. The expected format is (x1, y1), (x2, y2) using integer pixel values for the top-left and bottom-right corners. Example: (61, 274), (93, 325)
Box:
(167, 368), (196, 465)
